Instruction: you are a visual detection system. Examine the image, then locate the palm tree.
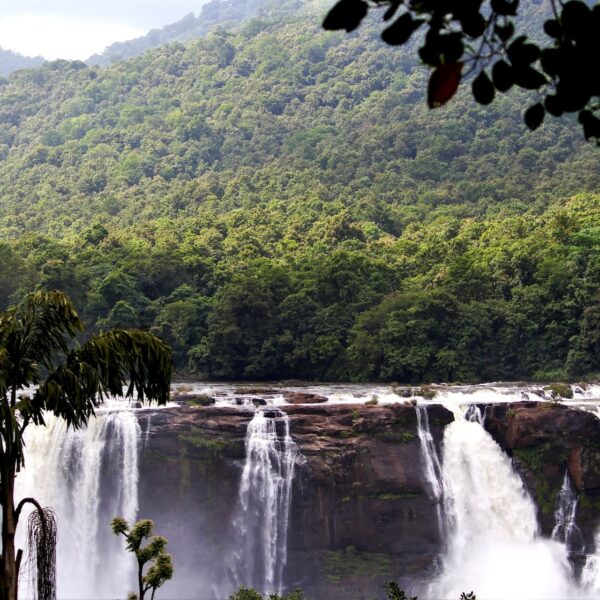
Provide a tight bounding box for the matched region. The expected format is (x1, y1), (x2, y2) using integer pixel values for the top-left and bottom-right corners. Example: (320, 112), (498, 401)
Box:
(0, 291), (173, 600)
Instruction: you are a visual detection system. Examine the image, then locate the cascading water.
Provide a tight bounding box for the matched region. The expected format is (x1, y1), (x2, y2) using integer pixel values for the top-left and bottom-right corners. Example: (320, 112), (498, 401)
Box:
(229, 409), (302, 595)
(464, 403), (484, 424)
(429, 402), (578, 600)
(582, 532), (600, 590)
(415, 406), (444, 537)
(552, 470), (583, 554)
(16, 404), (141, 599)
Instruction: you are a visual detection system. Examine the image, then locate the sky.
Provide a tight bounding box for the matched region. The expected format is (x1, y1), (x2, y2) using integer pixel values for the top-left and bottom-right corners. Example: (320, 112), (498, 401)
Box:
(0, 1), (205, 60)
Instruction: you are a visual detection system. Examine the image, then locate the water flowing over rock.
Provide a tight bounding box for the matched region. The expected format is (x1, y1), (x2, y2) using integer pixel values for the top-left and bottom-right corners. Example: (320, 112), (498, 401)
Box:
(552, 470), (584, 554)
(228, 409), (303, 594)
(17, 405), (140, 599)
(415, 406), (444, 537)
(430, 406), (577, 600)
(12, 383), (600, 599)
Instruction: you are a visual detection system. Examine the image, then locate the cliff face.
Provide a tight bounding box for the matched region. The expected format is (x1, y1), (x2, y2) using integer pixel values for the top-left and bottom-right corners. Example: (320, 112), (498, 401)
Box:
(137, 403), (452, 598)
(483, 402), (600, 552)
(137, 401), (600, 598)
(283, 404), (453, 597)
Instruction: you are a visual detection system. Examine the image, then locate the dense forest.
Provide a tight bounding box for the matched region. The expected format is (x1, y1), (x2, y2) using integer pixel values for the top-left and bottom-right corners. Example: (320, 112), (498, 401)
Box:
(87, 0), (267, 66)
(0, 0), (598, 382)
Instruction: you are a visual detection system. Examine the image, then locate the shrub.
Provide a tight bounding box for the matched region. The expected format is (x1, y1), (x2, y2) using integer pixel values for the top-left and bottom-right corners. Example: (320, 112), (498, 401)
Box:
(546, 383), (573, 400)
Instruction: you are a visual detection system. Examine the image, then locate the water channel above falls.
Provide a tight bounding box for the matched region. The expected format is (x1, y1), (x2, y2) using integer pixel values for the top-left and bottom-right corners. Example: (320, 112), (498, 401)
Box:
(13, 382), (600, 599)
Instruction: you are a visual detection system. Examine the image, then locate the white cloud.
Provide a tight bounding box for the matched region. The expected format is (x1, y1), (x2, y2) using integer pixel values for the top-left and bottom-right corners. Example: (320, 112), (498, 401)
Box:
(0, 1), (205, 30)
(0, 14), (146, 59)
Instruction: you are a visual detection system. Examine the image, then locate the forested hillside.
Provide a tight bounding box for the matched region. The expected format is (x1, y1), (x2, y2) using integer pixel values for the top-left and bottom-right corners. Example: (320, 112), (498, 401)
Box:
(87, 0), (266, 66)
(0, 3), (598, 382)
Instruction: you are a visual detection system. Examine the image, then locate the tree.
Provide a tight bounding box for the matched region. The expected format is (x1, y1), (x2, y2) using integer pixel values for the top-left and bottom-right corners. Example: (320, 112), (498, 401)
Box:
(0, 291), (173, 600)
(111, 518), (174, 600)
(228, 588), (305, 600)
(323, 0), (600, 142)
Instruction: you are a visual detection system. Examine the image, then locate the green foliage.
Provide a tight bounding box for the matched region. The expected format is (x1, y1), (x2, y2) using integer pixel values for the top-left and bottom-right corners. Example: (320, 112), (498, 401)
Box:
(546, 382), (574, 400)
(229, 584), (475, 600)
(383, 583), (476, 600)
(228, 588), (304, 600)
(321, 546), (393, 583)
(229, 588), (263, 600)
(178, 429), (233, 456)
(323, 0), (600, 142)
(111, 518), (174, 600)
(0, 291), (172, 600)
(385, 582), (416, 600)
(0, 4), (597, 384)
(513, 441), (568, 514)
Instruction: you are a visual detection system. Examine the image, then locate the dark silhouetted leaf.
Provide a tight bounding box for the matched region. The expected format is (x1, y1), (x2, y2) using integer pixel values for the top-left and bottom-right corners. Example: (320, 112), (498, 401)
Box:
(561, 1), (591, 39)
(524, 103), (545, 130)
(323, 0), (368, 32)
(545, 94), (563, 116)
(543, 19), (562, 39)
(382, 13), (423, 46)
(491, 0), (519, 16)
(427, 62), (463, 108)
(513, 66), (547, 89)
(460, 12), (486, 38)
(578, 110), (600, 141)
(472, 71), (495, 104)
(507, 37), (541, 65)
(494, 22), (515, 41)
(492, 60), (514, 91)
(540, 48), (561, 77)
(383, 1), (401, 21)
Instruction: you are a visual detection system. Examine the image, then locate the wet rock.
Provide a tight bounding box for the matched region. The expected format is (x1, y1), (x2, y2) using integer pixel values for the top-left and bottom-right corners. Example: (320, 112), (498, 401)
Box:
(236, 387), (279, 395)
(284, 391), (328, 404)
(135, 403), (454, 597)
(171, 393), (215, 406)
(484, 401), (600, 543)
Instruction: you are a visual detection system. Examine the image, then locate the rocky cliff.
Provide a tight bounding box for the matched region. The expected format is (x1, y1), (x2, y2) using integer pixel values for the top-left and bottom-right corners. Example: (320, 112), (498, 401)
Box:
(483, 402), (600, 559)
(137, 400), (600, 598)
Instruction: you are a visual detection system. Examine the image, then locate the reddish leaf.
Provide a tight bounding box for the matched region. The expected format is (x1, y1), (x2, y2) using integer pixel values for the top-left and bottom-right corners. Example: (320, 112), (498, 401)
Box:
(427, 62), (463, 108)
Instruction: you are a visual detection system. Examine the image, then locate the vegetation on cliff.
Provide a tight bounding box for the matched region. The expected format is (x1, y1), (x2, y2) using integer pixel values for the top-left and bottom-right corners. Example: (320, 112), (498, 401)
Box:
(0, 2), (597, 383)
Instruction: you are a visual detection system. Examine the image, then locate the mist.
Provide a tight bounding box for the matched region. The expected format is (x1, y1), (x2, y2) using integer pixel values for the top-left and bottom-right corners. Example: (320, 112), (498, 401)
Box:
(0, 0), (208, 59)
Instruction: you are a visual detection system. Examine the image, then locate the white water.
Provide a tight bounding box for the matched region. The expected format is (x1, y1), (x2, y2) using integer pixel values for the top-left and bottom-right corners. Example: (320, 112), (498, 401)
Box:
(10, 381), (600, 598)
(415, 406), (444, 537)
(552, 470), (583, 553)
(582, 531), (600, 590)
(429, 403), (578, 600)
(172, 381), (600, 408)
(16, 403), (141, 599)
(229, 409), (302, 595)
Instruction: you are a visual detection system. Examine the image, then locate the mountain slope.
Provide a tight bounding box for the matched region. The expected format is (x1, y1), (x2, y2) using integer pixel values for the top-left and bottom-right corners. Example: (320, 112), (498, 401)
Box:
(0, 7), (597, 382)
(87, 0), (270, 66)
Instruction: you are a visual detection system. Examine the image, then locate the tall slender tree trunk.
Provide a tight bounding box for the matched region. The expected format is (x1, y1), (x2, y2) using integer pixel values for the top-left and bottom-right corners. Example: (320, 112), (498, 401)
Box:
(1, 470), (18, 600)
(138, 563), (145, 600)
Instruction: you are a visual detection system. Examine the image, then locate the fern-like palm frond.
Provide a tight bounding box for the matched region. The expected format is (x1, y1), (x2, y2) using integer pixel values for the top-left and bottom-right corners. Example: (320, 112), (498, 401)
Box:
(30, 329), (172, 428)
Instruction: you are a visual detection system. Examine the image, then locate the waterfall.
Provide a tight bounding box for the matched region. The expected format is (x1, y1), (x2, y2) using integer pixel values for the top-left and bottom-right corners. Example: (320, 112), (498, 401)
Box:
(464, 403), (484, 424)
(16, 405), (141, 599)
(582, 533), (600, 590)
(552, 470), (583, 553)
(415, 406), (444, 537)
(229, 409), (302, 595)
(143, 413), (153, 448)
(429, 406), (577, 600)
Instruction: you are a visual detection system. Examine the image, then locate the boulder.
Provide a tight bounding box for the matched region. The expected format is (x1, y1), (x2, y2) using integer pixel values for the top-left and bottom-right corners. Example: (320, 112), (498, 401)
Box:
(284, 391), (328, 404)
